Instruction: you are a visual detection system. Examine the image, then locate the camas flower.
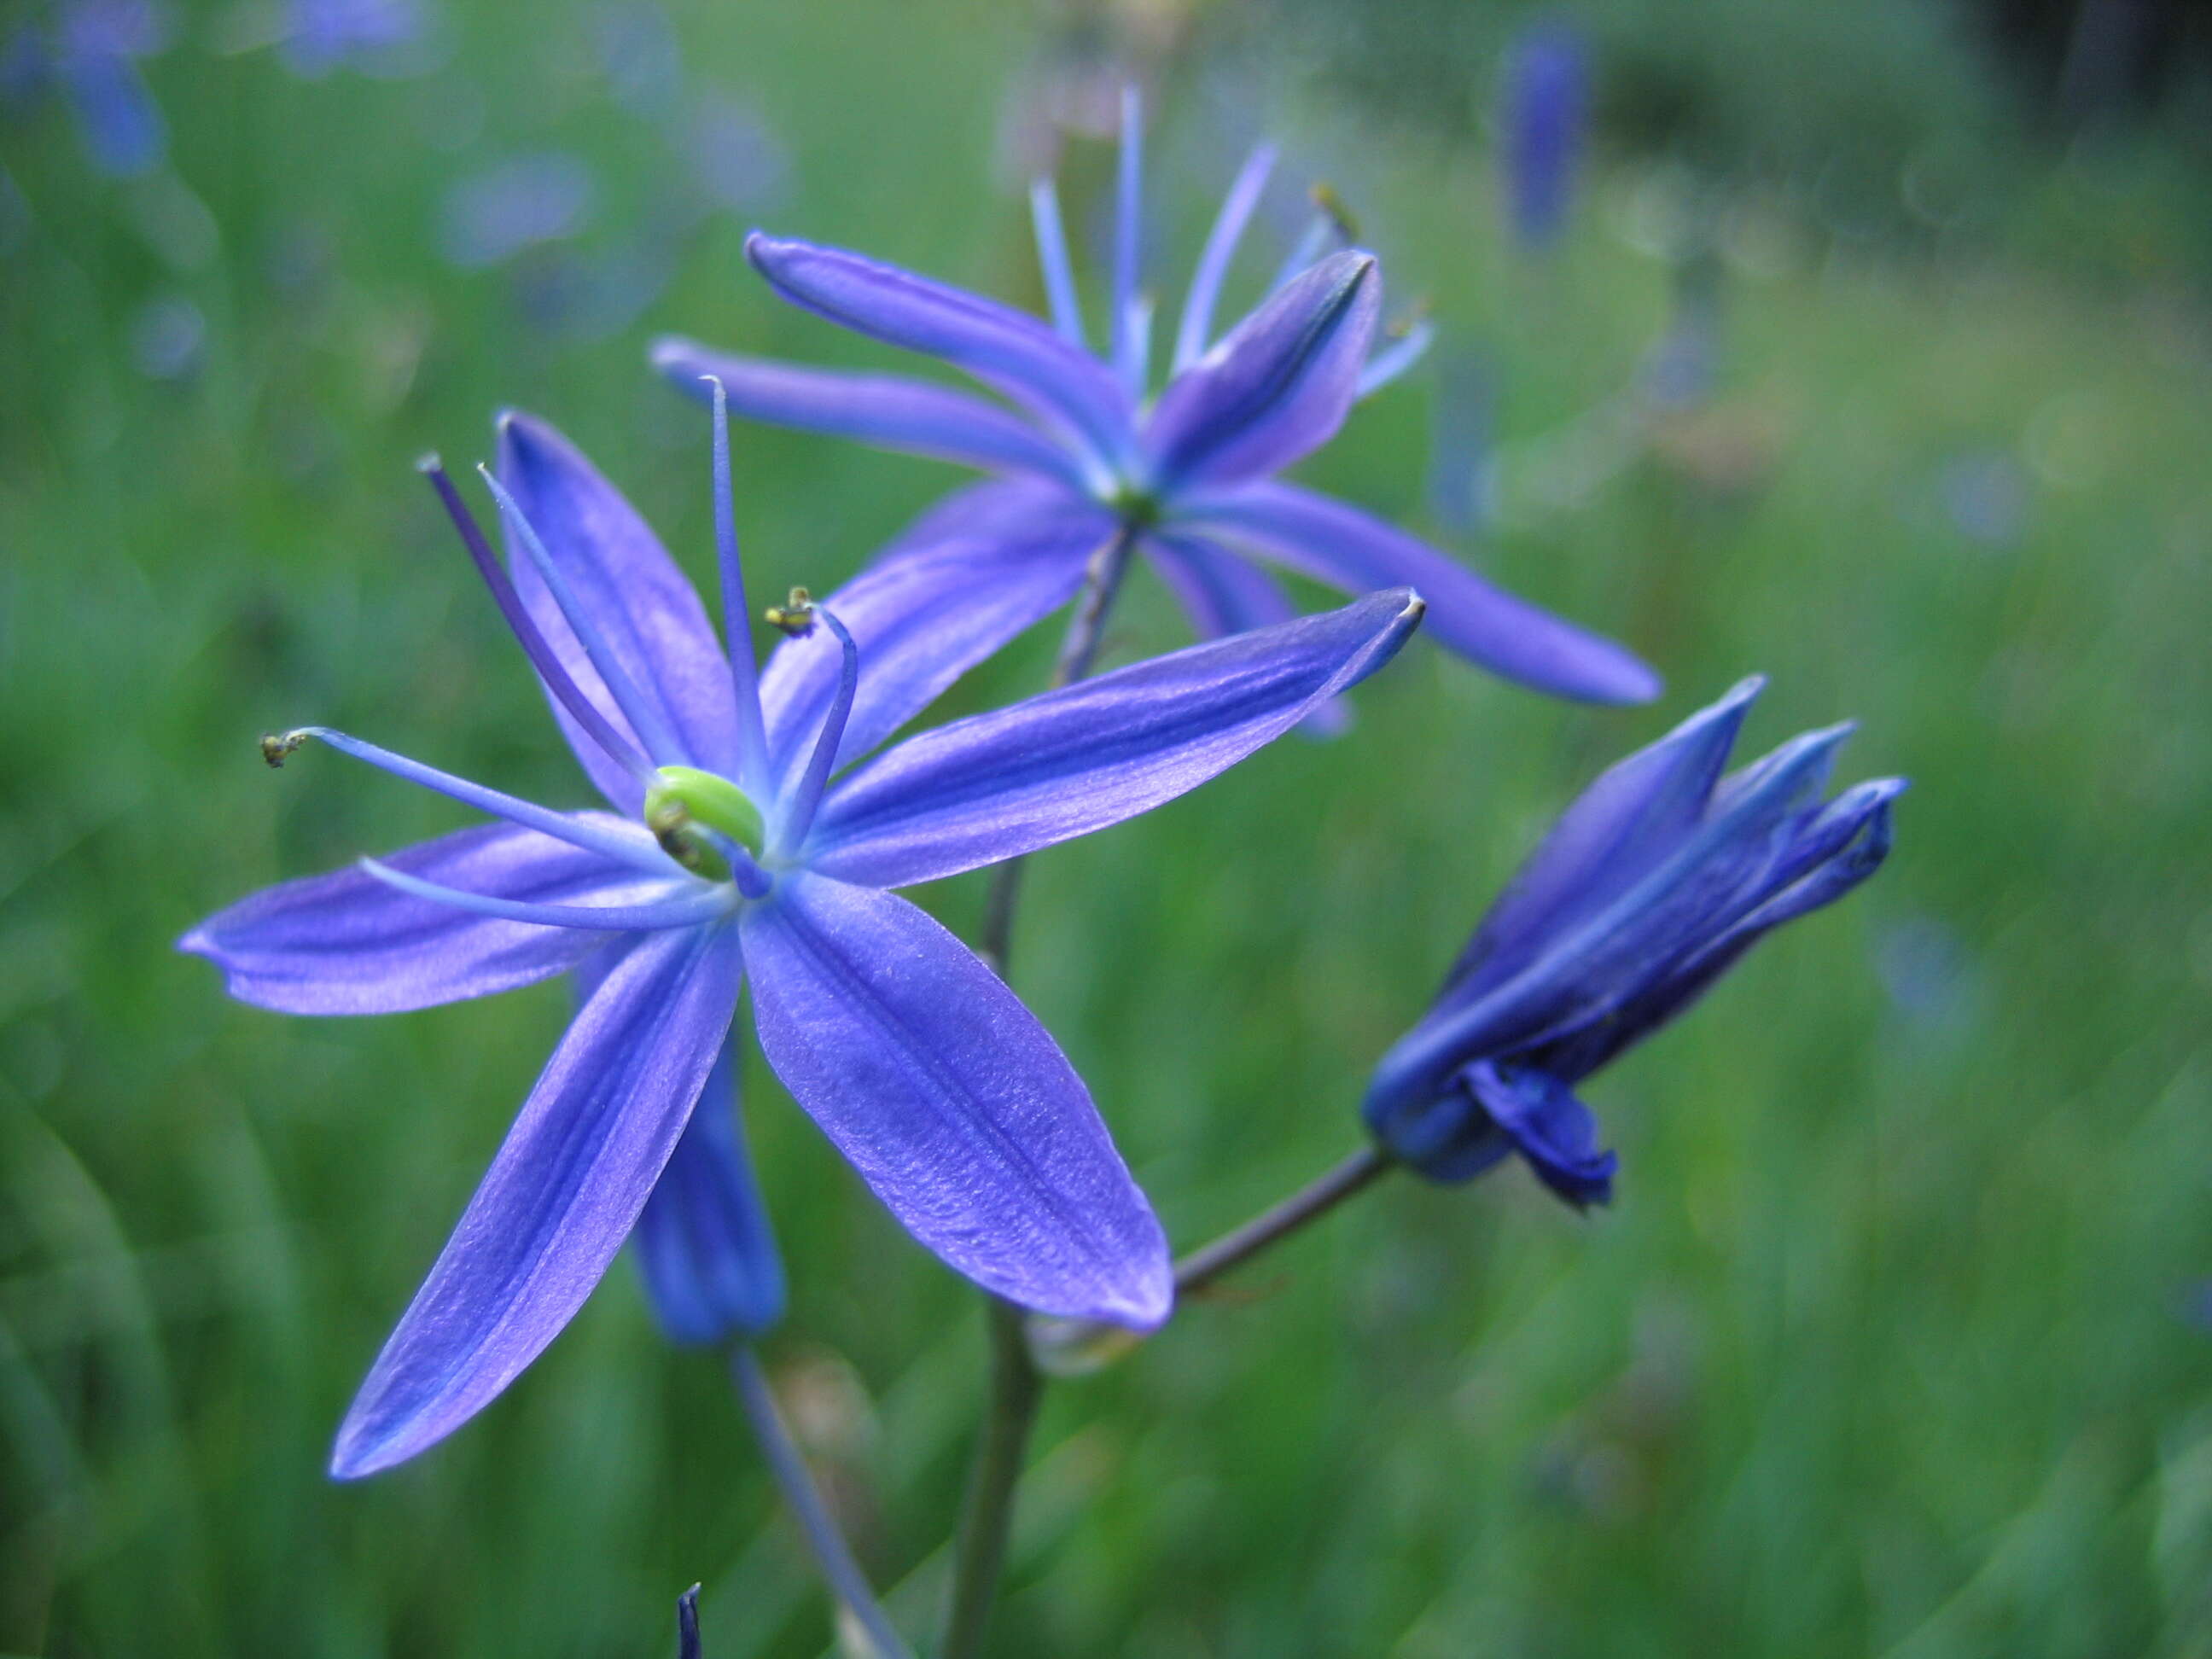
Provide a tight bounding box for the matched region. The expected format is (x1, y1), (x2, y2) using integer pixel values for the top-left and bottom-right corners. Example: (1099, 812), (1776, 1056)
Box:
(1498, 20), (1588, 252)
(654, 91), (1656, 709)
(178, 397), (1422, 1476)
(1363, 678), (1903, 1205)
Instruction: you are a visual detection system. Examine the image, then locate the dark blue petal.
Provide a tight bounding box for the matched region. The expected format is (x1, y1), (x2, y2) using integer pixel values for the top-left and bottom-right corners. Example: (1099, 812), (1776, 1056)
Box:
(632, 1038), (786, 1344)
(1464, 1061), (1615, 1207)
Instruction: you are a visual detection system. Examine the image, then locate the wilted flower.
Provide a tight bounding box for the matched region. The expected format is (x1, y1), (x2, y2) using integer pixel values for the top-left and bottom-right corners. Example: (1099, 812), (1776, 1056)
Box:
(1498, 20), (1587, 251)
(1364, 678), (1903, 1204)
(180, 397), (1421, 1476)
(656, 91), (1656, 707)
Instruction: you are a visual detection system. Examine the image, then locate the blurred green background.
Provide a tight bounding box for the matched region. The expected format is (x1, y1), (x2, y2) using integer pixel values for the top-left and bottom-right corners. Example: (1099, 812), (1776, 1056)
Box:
(5, 0), (2212, 1653)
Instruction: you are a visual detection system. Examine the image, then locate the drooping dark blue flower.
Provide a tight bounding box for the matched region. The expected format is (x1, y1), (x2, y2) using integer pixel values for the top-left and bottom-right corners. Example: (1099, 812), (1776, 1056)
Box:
(1498, 20), (1587, 252)
(655, 90), (1656, 708)
(1364, 678), (1904, 1205)
(179, 396), (1422, 1477)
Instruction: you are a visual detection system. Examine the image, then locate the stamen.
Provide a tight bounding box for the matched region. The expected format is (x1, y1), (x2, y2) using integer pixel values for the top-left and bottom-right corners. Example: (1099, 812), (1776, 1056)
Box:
(1173, 143), (1277, 373)
(1027, 176), (1087, 348)
(360, 857), (735, 932)
(704, 380), (771, 790)
(1357, 312), (1436, 399)
(776, 604), (859, 855)
(763, 585), (815, 635)
(478, 464), (689, 768)
(1112, 82), (1146, 395)
(262, 726), (677, 874)
(420, 456), (656, 785)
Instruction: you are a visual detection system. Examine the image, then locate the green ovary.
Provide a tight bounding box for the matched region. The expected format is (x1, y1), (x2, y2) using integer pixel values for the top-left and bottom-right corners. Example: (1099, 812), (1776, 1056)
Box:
(645, 766), (765, 875)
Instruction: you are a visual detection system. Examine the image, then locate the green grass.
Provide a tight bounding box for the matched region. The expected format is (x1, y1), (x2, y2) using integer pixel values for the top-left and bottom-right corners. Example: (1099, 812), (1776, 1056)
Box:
(4, 2), (2211, 1655)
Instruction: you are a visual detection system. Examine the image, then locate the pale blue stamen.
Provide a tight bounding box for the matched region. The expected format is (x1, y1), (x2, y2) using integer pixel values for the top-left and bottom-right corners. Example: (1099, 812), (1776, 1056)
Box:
(1357, 318), (1436, 399)
(422, 457), (657, 786)
(1111, 83), (1145, 396)
(1271, 213), (1339, 294)
(285, 727), (676, 873)
(777, 608), (859, 856)
(1027, 176), (1087, 350)
(705, 378), (771, 794)
(359, 858), (734, 931)
(479, 467), (690, 770)
(1174, 143), (1277, 372)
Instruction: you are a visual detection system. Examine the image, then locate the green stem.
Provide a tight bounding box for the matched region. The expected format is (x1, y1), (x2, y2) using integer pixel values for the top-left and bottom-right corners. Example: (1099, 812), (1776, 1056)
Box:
(937, 1298), (1048, 1659)
(728, 1344), (913, 1659)
(1173, 1144), (1396, 1297)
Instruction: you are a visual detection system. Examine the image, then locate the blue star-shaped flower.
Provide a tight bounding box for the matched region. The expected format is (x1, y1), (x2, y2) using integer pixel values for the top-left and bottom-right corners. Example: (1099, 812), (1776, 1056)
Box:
(180, 397), (1421, 1476)
(655, 91), (1656, 713)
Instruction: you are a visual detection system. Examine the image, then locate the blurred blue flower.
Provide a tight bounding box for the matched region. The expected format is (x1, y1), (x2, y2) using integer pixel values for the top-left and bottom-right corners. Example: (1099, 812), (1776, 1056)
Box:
(1936, 450), (2029, 550)
(128, 291), (204, 378)
(591, 0), (682, 118)
(681, 89), (788, 214)
(1425, 343), (1493, 537)
(1365, 677), (1904, 1205)
(656, 90), (1657, 707)
(54, 0), (168, 177)
(277, 0), (434, 80)
(179, 403), (1420, 1475)
(1499, 20), (1587, 251)
(439, 152), (595, 269)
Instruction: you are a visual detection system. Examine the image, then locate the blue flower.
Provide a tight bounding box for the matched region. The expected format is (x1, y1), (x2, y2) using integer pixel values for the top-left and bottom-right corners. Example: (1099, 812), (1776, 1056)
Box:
(53, 0), (168, 178)
(1499, 20), (1588, 252)
(654, 91), (1656, 708)
(179, 397), (1422, 1477)
(1364, 677), (1904, 1206)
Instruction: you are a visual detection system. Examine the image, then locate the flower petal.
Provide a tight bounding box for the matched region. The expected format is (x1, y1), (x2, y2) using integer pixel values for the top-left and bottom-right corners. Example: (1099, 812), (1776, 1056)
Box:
(1185, 481), (1661, 705)
(177, 821), (659, 1016)
(329, 923), (741, 1477)
(742, 874), (1167, 1326)
(756, 501), (1109, 787)
(496, 410), (742, 812)
(1144, 250), (1379, 490)
(631, 1038), (786, 1345)
(1144, 533), (1349, 737)
(649, 337), (1080, 486)
(1465, 1061), (1615, 1207)
(745, 233), (1133, 474)
(806, 588), (1423, 888)
(1439, 677), (1764, 1010)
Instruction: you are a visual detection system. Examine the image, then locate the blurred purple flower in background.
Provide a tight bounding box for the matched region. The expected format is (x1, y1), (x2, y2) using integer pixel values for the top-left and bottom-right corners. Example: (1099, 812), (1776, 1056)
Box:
(439, 151), (596, 268)
(659, 93), (1656, 706)
(1425, 344), (1494, 537)
(179, 400), (1421, 1476)
(1499, 20), (1587, 252)
(128, 290), (204, 377)
(680, 89), (787, 214)
(53, 0), (169, 177)
(277, 0), (434, 79)
(1365, 677), (1904, 1204)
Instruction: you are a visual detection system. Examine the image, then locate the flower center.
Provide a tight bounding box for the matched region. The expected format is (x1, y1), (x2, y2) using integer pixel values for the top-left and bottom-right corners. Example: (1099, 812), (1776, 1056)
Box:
(1102, 480), (1161, 531)
(644, 765), (765, 879)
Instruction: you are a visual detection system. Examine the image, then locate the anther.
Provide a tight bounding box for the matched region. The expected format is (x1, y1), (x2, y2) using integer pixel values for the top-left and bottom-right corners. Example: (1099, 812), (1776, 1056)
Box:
(261, 730), (311, 768)
(764, 586), (816, 636)
(1310, 182), (1360, 243)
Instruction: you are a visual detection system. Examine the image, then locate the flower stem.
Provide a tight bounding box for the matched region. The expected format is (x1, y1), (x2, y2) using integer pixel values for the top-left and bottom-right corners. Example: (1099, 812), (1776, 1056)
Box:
(726, 1344), (912, 1659)
(976, 527), (1138, 975)
(1174, 1144), (1396, 1297)
(938, 1297), (1047, 1659)
(946, 526), (1137, 1657)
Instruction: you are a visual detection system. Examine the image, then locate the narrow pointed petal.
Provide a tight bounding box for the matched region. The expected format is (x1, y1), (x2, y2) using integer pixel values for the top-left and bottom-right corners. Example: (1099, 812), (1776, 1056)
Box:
(1144, 533), (1349, 736)
(742, 874), (1168, 1326)
(1111, 84), (1145, 394)
(330, 923), (741, 1477)
(1440, 677), (1764, 1006)
(651, 339), (1080, 486)
(178, 822), (658, 1016)
(632, 1039), (786, 1344)
(806, 588), (1422, 888)
(1174, 143), (1278, 373)
(756, 504), (1108, 786)
(1187, 481), (1660, 704)
(497, 410), (742, 812)
(358, 857), (731, 933)
(1144, 251), (1379, 490)
(745, 233), (1133, 472)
